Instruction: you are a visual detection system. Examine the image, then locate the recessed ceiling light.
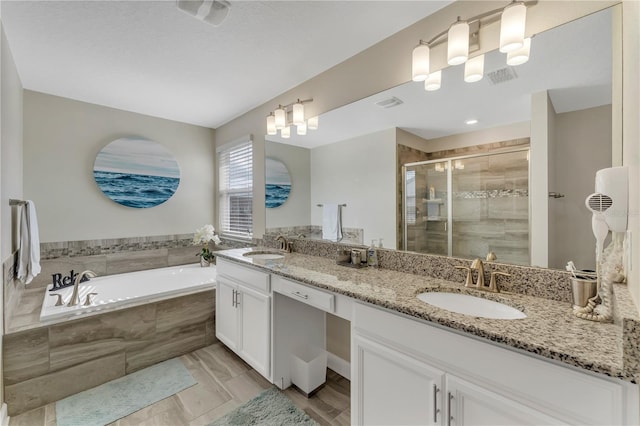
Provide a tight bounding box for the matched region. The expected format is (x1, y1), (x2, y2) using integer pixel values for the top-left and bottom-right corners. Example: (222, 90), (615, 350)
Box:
(465, 119), (478, 125)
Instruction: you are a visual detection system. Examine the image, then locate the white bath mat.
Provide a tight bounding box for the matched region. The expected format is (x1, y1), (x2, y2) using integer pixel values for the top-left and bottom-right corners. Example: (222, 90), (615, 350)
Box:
(56, 358), (196, 426)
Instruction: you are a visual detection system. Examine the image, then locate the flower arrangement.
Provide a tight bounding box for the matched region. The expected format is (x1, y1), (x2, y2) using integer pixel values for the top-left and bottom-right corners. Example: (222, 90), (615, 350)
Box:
(193, 224), (222, 265)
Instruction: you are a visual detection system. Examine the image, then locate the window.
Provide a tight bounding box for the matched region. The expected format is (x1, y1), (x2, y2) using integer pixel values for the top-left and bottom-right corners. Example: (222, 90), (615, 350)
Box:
(218, 137), (253, 239)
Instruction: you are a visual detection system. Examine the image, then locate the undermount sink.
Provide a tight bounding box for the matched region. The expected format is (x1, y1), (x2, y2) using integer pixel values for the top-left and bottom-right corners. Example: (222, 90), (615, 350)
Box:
(417, 292), (526, 320)
(243, 251), (285, 261)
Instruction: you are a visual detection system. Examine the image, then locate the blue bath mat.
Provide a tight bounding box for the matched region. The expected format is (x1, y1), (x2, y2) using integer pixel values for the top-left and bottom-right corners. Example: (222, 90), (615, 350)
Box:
(56, 358), (196, 426)
(208, 386), (318, 426)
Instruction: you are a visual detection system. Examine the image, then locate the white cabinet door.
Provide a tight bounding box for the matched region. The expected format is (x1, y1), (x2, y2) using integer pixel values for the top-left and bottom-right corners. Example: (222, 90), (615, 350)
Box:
(238, 285), (271, 379)
(353, 334), (445, 426)
(446, 375), (567, 426)
(215, 278), (239, 351)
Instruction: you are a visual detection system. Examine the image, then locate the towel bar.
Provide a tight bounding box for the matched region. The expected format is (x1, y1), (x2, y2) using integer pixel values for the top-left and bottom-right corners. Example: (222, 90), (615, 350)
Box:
(317, 203), (347, 207)
(9, 199), (27, 206)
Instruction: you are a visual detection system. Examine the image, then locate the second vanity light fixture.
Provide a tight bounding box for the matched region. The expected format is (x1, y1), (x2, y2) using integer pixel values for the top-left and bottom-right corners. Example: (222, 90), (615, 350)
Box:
(266, 99), (319, 139)
(412, 1), (533, 91)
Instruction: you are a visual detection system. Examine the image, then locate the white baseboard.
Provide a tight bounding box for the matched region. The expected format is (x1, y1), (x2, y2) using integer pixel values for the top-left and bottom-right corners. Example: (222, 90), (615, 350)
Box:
(0, 402), (9, 426)
(327, 352), (350, 380)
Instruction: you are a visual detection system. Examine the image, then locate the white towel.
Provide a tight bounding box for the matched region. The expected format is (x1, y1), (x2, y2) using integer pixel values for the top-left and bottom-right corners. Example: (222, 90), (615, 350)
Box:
(322, 203), (343, 242)
(17, 200), (41, 285)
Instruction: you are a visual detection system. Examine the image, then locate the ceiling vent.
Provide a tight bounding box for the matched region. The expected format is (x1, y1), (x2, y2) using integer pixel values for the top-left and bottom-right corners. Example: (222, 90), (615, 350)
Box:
(375, 96), (404, 109)
(486, 67), (518, 85)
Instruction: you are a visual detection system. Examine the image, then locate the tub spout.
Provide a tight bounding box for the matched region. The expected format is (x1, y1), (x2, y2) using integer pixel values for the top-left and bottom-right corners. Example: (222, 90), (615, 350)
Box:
(68, 270), (97, 307)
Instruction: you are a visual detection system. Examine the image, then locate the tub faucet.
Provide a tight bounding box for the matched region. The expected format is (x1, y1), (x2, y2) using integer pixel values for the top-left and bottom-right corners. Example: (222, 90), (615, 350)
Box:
(68, 270), (97, 307)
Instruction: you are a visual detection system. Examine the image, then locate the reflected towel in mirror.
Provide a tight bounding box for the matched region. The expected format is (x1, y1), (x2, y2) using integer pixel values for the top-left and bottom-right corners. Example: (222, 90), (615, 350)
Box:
(322, 203), (343, 242)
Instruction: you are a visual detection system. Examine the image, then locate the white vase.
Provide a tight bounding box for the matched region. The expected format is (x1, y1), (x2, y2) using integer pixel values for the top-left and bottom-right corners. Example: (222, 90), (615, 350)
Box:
(200, 257), (211, 267)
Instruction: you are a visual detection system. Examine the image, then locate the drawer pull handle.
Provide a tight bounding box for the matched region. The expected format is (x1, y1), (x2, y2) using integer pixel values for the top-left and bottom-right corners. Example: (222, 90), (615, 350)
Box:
(433, 384), (440, 423)
(292, 291), (309, 300)
(448, 392), (453, 426)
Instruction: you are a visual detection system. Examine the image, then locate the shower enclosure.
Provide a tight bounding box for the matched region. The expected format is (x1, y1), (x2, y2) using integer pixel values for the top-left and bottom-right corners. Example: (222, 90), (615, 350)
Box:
(403, 147), (530, 265)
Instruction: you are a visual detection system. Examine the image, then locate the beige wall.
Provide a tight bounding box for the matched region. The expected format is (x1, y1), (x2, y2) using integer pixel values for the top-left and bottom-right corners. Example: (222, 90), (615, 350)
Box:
(551, 105), (612, 270)
(1, 17), (23, 414)
(310, 128), (397, 248)
(417, 122), (530, 153)
(23, 91), (216, 243)
(622, 0), (640, 308)
(1, 24), (22, 261)
(265, 141), (311, 229)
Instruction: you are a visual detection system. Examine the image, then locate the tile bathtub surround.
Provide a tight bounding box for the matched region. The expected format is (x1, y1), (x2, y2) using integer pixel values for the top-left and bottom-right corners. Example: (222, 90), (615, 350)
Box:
(5, 233), (252, 334)
(39, 233), (254, 260)
(261, 234), (573, 303)
(217, 248), (640, 383)
(3, 290), (216, 416)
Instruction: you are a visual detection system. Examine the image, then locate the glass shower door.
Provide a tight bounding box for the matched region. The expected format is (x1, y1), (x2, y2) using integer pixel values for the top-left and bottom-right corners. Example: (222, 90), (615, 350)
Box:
(404, 162), (448, 255)
(450, 150), (529, 264)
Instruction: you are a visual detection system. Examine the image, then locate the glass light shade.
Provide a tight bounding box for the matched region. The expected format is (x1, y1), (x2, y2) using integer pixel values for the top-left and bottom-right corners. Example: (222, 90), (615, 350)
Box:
(447, 19), (469, 65)
(455, 160), (465, 170)
(412, 43), (430, 82)
(424, 70), (442, 91)
(500, 2), (526, 53)
(281, 126), (291, 139)
(308, 116), (319, 130)
(292, 101), (305, 126)
(266, 114), (277, 136)
(435, 163), (444, 172)
(274, 106), (286, 129)
(297, 122), (307, 136)
(507, 37), (531, 66)
(464, 54), (484, 83)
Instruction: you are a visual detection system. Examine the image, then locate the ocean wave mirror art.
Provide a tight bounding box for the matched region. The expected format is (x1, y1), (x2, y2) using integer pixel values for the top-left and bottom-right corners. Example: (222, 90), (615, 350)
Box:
(94, 137), (181, 208)
(265, 157), (291, 209)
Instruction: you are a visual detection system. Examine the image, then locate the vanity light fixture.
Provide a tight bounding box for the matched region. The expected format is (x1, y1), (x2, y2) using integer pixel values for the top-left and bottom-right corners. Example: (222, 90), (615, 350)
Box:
(464, 54), (485, 83)
(274, 105), (286, 130)
(412, 42), (430, 81)
(292, 100), (305, 126)
(424, 70), (442, 91)
(500, 1), (527, 53)
(455, 160), (465, 170)
(266, 98), (317, 138)
(506, 37), (531, 66)
(447, 18), (470, 66)
(266, 113), (277, 136)
(412, 1), (534, 92)
(308, 116), (319, 130)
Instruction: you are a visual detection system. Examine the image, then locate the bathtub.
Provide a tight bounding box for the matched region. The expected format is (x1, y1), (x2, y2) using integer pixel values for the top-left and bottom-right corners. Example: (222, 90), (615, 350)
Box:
(39, 264), (216, 322)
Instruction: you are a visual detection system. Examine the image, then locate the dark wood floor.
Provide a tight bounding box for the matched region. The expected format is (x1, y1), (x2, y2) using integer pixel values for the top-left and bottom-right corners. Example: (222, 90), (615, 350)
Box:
(9, 342), (350, 426)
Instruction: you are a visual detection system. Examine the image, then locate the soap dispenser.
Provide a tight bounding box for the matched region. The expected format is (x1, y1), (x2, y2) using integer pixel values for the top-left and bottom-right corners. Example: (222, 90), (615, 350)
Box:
(367, 240), (379, 267)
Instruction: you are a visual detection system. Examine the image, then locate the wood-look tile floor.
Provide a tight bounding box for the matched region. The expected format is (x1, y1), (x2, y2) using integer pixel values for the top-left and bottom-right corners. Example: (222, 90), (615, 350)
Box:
(9, 342), (350, 426)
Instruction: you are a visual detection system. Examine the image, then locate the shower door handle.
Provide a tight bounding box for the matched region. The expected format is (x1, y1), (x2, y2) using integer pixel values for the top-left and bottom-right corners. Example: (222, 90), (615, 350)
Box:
(444, 222), (447, 232)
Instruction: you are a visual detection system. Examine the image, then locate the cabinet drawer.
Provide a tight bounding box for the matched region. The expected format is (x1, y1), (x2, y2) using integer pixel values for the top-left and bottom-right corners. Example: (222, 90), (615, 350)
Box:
(272, 275), (334, 313)
(217, 258), (270, 294)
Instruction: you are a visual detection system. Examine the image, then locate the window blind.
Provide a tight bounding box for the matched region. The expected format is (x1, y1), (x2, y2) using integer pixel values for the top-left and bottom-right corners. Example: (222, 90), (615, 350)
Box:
(218, 140), (253, 239)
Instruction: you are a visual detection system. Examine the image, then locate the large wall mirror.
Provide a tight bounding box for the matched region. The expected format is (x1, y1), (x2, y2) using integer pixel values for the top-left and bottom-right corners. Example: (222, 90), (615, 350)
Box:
(265, 7), (615, 271)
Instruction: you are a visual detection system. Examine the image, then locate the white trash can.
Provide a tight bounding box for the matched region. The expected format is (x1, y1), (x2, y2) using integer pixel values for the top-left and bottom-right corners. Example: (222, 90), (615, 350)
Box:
(290, 345), (327, 396)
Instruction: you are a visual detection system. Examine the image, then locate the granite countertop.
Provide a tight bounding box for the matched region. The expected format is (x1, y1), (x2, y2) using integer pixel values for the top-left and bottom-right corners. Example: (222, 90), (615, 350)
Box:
(215, 247), (639, 384)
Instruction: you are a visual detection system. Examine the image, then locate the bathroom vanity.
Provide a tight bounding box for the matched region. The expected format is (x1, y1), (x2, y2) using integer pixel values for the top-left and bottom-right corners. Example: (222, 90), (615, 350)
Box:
(214, 248), (640, 425)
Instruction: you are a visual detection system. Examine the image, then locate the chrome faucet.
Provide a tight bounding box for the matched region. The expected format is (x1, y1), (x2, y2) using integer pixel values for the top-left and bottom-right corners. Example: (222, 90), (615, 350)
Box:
(275, 235), (292, 253)
(68, 270), (97, 307)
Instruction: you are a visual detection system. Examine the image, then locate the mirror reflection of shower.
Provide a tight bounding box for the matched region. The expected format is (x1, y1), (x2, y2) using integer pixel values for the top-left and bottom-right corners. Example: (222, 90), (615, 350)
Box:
(403, 147), (530, 265)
